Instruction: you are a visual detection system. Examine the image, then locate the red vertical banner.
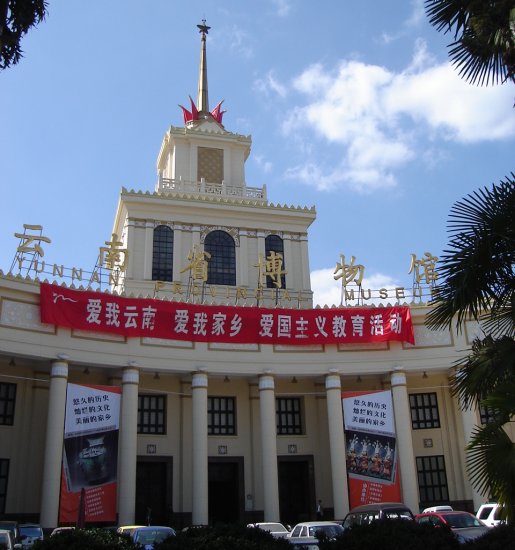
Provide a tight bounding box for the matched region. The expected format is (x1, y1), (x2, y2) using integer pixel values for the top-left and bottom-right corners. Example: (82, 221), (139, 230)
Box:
(342, 390), (401, 509)
(59, 384), (121, 524)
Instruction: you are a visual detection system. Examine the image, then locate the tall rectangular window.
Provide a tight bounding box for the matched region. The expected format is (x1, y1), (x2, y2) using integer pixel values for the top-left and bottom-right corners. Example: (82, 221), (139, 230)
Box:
(0, 458), (8, 515)
(208, 397), (236, 435)
(0, 383), (16, 426)
(480, 405), (501, 425)
(409, 392), (440, 429)
(138, 395), (166, 434)
(416, 455), (449, 503)
(276, 397), (303, 435)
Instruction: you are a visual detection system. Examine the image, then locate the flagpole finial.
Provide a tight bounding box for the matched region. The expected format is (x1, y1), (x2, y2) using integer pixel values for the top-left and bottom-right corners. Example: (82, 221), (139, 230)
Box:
(197, 20), (210, 113)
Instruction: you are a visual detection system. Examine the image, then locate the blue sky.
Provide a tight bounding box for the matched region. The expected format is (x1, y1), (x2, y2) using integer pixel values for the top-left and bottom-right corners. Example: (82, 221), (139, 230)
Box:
(1, 0), (514, 306)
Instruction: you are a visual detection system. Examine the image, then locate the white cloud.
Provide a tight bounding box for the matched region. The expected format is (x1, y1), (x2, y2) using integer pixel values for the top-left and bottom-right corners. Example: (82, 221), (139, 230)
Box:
(283, 40), (515, 193)
(254, 70), (288, 98)
(311, 268), (402, 307)
(271, 0), (291, 17)
(254, 154), (273, 173)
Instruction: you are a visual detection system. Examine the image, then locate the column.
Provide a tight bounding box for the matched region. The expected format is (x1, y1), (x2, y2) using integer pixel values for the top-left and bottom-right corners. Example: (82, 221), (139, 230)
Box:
(325, 371), (349, 519)
(390, 368), (419, 514)
(460, 406), (484, 511)
(118, 366), (140, 525)
(300, 235), (310, 290)
(40, 359), (69, 528)
(143, 221), (154, 280)
(173, 224), (184, 282)
(259, 373), (280, 521)
(238, 230), (249, 287)
(191, 371), (208, 525)
(282, 234), (293, 290)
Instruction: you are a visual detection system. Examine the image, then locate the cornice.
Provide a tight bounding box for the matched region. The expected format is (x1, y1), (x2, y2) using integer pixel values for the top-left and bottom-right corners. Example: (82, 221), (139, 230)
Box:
(120, 187), (316, 215)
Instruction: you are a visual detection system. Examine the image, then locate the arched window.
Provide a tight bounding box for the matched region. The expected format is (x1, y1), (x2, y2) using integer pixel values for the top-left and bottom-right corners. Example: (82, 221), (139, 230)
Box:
(204, 230), (236, 286)
(152, 225), (174, 281)
(265, 234), (286, 289)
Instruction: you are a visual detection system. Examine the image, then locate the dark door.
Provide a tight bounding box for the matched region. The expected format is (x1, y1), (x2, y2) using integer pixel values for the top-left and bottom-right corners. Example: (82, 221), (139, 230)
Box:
(278, 456), (315, 526)
(208, 458), (244, 524)
(135, 457), (173, 526)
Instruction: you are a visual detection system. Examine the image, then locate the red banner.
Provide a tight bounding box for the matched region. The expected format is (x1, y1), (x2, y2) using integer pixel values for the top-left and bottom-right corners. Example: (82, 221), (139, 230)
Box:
(40, 282), (415, 345)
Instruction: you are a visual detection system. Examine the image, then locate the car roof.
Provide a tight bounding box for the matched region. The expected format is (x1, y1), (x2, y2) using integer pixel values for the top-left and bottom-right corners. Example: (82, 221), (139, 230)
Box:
(293, 521), (342, 526)
(349, 502), (411, 512)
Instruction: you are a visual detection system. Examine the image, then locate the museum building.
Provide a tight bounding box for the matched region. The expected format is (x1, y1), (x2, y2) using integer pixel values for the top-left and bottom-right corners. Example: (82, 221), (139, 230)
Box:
(0, 23), (509, 530)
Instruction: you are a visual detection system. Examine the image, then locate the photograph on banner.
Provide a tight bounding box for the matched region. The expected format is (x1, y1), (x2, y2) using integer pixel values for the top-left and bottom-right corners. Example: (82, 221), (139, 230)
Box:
(63, 429), (119, 492)
(59, 383), (121, 524)
(342, 389), (401, 507)
(345, 430), (397, 483)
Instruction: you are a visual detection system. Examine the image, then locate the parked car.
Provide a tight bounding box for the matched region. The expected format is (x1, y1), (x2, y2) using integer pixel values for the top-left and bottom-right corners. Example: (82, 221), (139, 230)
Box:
(247, 522), (290, 538)
(287, 535), (320, 549)
(415, 510), (489, 543)
(341, 502), (414, 529)
(476, 502), (504, 528)
(0, 522), (19, 545)
(117, 525), (145, 537)
(50, 526), (75, 536)
(0, 529), (16, 550)
(131, 526), (176, 549)
(18, 524), (43, 548)
(422, 505), (453, 513)
(288, 521), (343, 540)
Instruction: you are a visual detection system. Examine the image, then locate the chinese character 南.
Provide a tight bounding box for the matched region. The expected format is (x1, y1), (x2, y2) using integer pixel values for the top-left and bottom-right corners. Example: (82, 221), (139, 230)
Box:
(99, 233), (129, 271)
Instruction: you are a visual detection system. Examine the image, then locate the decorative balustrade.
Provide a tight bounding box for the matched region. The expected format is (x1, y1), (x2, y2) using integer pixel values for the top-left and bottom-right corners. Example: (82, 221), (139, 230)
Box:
(157, 176), (267, 201)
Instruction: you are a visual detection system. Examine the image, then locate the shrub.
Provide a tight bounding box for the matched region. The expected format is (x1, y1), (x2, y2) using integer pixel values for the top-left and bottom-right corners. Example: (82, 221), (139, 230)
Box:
(461, 525), (515, 549)
(318, 519), (460, 550)
(154, 524), (291, 550)
(32, 528), (138, 550)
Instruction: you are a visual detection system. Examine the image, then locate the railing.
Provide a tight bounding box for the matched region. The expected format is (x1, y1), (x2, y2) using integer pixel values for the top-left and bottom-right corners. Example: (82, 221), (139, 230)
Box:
(156, 176), (267, 201)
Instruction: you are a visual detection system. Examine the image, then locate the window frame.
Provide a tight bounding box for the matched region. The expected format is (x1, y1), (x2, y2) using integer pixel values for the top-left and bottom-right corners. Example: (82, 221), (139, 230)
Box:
(276, 397), (303, 435)
(152, 225), (174, 282)
(204, 230), (236, 286)
(416, 454), (449, 504)
(137, 394), (167, 435)
(409, 392), (441, 429)
(0, 458), (8, 515)
(265, 234), (286, 289)
(207, 396), (236, 435)
(0, 382), (16, 426)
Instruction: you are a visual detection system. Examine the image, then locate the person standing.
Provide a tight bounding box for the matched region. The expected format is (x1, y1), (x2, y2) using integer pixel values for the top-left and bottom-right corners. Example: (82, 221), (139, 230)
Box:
(316, 499), (324, 520)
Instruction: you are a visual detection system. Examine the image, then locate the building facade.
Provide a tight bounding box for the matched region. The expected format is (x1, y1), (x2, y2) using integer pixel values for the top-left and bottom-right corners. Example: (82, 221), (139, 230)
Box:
(0, 24), (510, 529)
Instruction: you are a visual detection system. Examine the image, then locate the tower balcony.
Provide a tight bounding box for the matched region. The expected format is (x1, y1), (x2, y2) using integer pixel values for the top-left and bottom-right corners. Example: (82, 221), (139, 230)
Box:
(156, 175), (267, 203)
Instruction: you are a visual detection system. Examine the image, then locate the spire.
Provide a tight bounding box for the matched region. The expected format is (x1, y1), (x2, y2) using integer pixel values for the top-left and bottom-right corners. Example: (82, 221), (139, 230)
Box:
(196, 19), (210, 114)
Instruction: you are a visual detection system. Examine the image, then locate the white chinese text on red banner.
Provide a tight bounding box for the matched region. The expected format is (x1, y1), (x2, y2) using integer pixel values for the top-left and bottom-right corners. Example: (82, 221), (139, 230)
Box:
(40, 283), (415, 345)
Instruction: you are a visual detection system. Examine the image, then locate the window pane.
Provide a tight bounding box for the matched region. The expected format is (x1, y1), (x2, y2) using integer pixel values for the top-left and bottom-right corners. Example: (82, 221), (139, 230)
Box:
(208, 397), (236, 435)
(138, 395), (166, 434)
(409, 392), (440, 429)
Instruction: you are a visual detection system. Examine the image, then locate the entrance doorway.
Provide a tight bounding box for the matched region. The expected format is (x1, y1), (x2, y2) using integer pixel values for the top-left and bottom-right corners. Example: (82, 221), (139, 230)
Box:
(278, 455), (315, 526)
(135, 457), (173, 526)
(208, 457), (244, 524)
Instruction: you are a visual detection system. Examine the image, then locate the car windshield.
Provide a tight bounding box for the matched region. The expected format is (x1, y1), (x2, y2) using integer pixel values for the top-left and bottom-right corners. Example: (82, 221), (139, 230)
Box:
(442, 514), (481, 528)
(134, 529), (173, 544)
(384, 509), (413, 520)
(260, 524), (287, 532)
(308, 524), (343, 538)
(20, 526), (42, 537)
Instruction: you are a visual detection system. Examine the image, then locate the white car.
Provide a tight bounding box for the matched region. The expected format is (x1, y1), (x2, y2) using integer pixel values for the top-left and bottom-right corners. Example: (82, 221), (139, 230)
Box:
(247, 522), (290, 538)
(288, 521), (343, 540)
(0, 529), (16, 550)
(476, 503), (504, 528)
(422, 505), (453, 513)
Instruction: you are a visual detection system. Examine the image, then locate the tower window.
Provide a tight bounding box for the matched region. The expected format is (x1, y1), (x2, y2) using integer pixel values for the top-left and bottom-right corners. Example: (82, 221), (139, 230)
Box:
(152, 225), (174, 282)
(204, 230), (236, 286)
(0, 383), (16, 426)
(265, 234), (286, 289)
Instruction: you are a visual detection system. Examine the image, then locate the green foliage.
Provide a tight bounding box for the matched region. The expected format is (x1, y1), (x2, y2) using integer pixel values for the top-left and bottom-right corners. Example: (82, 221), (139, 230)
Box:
(461, 525), (515, 549)
(154, 524), (291, 550)
(0, 0), (47, 69)
(32, 528), (138, 550)
(318, 519), (460, 550)
(424, 0), (515, 85)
